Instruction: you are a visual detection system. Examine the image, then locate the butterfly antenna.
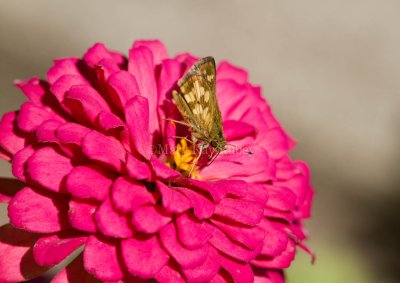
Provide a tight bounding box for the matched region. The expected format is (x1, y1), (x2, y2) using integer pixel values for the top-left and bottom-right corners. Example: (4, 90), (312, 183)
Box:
(206, 151), (220, 166)
(226, 143), (254, 155)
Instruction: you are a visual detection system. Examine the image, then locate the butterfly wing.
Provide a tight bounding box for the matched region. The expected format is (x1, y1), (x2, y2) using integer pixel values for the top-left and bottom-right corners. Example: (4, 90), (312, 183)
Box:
(173, 57), (223, 141)
(195, 58), (225, 141)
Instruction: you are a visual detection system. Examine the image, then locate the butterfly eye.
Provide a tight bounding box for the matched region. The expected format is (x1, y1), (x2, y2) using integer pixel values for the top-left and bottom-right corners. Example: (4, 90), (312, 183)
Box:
(210, 140), (218, 148)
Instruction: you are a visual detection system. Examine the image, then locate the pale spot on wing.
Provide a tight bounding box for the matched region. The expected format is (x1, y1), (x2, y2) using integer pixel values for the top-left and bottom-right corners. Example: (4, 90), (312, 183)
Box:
(184, 94), (192, 103)
(194, 81), (201, 100)
(193, 104), (202, 115)
(204, 91), (210, 102)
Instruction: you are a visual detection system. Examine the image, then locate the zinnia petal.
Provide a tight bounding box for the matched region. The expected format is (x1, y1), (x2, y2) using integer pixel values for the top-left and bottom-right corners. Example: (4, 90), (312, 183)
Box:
(83, 236), (124, 281)
(160, 223), (209, 269)
(26, 146), (73, 193)
(95, 197), (134, 238)
(68, 199), (98, 233)
(111, 176), (155, 213)
(128, 45), (159, 135)
(121, 234), (169, 279)
(125, 95), (152, 160)
(8, 187), (69, 233)
(33, 231), (87, 267)
(0, 112), (25, 156)
(66, 164), (114, 201)
(0, 224), (48, 282)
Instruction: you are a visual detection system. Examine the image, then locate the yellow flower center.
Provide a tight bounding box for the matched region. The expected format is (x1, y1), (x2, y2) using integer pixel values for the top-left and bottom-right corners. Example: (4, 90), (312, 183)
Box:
(166, 139), (201, 179)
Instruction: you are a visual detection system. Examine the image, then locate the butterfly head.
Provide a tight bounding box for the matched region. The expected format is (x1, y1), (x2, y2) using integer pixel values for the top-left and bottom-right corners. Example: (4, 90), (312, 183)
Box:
(210, 138), (227, 152)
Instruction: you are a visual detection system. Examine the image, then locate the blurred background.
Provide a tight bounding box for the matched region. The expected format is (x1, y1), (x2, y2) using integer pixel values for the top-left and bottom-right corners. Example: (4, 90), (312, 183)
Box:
(0, 1), (399, 282)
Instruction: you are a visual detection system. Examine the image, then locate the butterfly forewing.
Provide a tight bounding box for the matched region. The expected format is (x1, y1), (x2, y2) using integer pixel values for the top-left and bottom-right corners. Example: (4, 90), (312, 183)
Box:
(173, 57), (225, 149)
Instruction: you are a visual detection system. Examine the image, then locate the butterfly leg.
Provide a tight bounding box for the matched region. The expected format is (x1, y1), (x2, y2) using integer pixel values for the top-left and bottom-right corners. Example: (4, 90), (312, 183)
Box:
(206, 151), (220, 166)
(189, 143), (206, 177)
(162, 118), (192, 128)
(166, 136), (194, 144)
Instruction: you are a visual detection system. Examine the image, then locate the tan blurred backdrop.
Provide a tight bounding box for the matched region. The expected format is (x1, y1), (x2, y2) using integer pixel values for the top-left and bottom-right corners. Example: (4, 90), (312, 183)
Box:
(1, 1), (399, 283)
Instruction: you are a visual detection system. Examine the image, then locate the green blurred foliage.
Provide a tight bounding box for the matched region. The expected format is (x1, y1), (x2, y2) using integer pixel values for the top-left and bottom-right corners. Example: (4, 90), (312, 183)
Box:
(286, 241), (375, 283)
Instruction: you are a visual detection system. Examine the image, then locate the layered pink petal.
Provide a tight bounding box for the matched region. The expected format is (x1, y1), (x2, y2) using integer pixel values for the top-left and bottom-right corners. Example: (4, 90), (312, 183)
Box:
(223, 120), (256, 143)
(125, 96), (152, 160)
(155, 261), (186, 283)
(26, 146), (73, 192)
(84, 43), (116, 67)
(150, 155), (180, 180)
(95, 197), (134, 238)
(258, 219), (289, 257)
(15, 77), (48, 106)
(50, 74), (87, 103)
(157, 60), (182, 153)
(36, 119), (63, 143)
(219, 254), (254, 283)
(107, 71), (140, 109)
(157, 181), (191, 214)
(0, 111), (26, 156)
(176, 212), (211, 249)
(175, 187), (215, 219)
(0, 224), (48, 283)
(66, 164), (114, 201)
(207, 224), (262, 262)
(223, 83), (266, 121)
(97, 110), (125, 134)
(253, 269), (285, 283)
(262, 128), (291, 159)
(132, 204), (171, 234)
(126, 153), (152, 180)
(82, 130), (125, 172)
(217, 61), (248, 83)
(47, 58), (84, 84)
(84, 236), (124, 281)
(133, 40), (168, 65)
(180, 178), (247, 203)
(68, 199), (98, 233)
(17, 102), (59, 132)
(211, 218), (265, 250)
(8, 187), (69, 233)
(121, 234), (169, 279)
(216, 80), (248, 120)
(33, 231), (87, 267)
(245, 183), (269, 206)
(215, 198), (264, 226)
(182, 246), (220, 283)
(12, 145), (35, 182)
(157, 59), (182, 109)
(66, 85), (111, 122)
(111, 176), (155, 213)
(200, 146), (274, 182)
(56, 122), (91, 145)
(160, 223), (209, 269)
(266, 185), (297, 212)
(128, 46), (159, 135)
(252, 240), (296, 269)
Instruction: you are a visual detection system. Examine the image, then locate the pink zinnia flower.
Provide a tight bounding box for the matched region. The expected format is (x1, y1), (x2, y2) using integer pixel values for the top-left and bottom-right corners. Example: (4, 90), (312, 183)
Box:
(0, 40), (314, 283)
